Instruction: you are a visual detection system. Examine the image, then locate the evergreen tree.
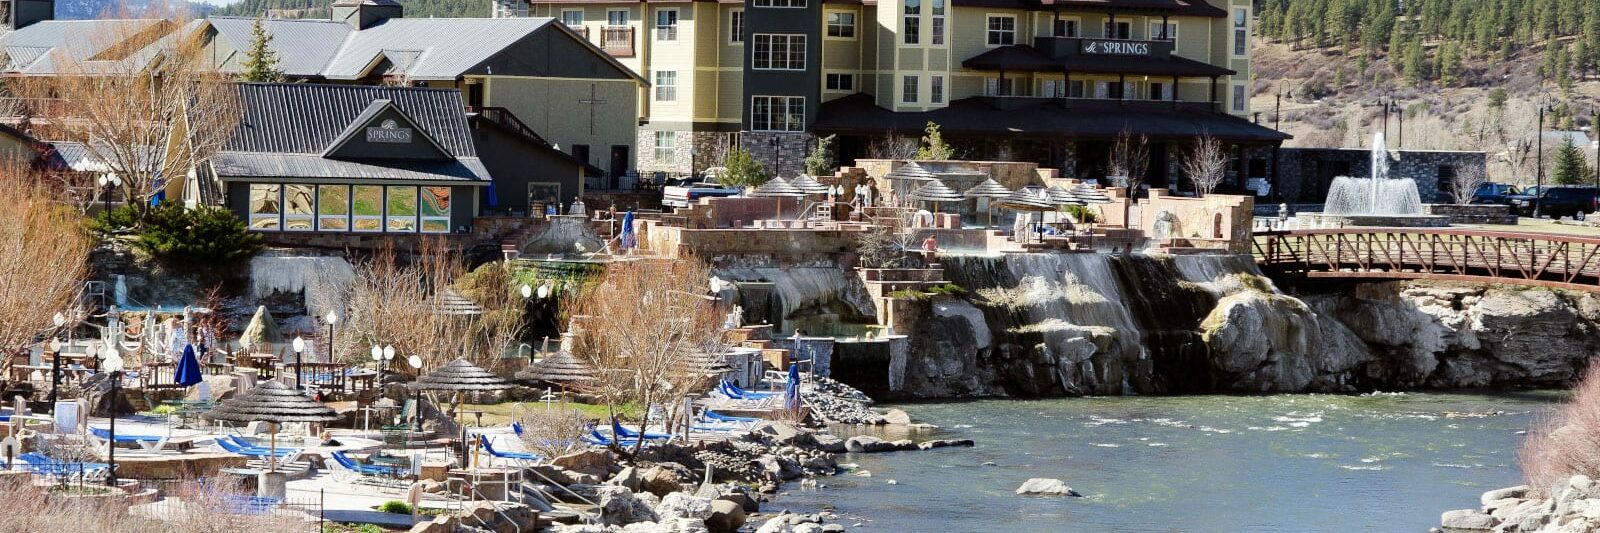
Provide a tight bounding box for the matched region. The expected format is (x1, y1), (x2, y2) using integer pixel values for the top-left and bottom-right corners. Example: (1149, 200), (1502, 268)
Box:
(1403, 37), (1429, 86)
(240, 18), (282, 83)
(1552, 135), (1590, 185)
(915, 122), (955, 161)
(720, 146), (770, 188)
(1439, 42), (1464, 86)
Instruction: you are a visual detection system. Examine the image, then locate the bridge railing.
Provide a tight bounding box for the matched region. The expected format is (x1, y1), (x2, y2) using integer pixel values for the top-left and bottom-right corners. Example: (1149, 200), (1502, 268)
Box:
(1254, 228), (1600, 290)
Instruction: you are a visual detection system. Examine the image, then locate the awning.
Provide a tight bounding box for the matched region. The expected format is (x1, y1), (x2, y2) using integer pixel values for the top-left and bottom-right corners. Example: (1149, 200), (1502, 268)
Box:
(813, 94), (1291, 143)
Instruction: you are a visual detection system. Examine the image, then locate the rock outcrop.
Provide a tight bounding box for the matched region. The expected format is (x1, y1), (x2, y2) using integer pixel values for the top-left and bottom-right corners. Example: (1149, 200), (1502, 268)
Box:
(1438, 476), (1600, 532)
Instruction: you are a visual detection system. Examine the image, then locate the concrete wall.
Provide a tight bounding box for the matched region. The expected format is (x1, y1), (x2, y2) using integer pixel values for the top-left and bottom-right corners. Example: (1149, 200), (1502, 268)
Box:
(1276, 148), (1488, 205)
(1136, 190), (1253, 252)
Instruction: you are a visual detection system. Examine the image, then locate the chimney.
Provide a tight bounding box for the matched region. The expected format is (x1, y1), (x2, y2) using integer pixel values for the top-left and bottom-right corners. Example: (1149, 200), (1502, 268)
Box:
(331, 0), (403, 30)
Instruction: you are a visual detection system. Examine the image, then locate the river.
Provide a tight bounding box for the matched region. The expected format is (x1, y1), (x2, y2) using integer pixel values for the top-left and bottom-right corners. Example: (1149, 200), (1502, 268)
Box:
(775, 392), (1560, 532)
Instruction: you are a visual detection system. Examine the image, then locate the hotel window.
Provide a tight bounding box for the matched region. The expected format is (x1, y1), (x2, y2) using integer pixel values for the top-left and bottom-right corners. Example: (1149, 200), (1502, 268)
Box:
(986, 16), (1015, 46)
(1233, 8), (1248, 56)
(825, 73), (854, 91)
(1104, 21), (1130, 40)
(420, 186), (451, 234)
(903, 0), (920, 44)
(654, 131), (677, 163)
(983, 77), (1014, 96)
(902, 76), (918, 103)
(317, 185), (349, 231)
(1042, 79), (1061, 97)
(655, 71), (677, 101)
(827, 12), (855, 38)
(730, 10), (744, 44)
(750, 96), (804, 131)
(351, 185), (383, 232)
(283, 184), (315, 231)
(1053, 18), (1078, 37)
(385, 186), (417, 233)
(607, 9), (628, 25)
(1150, 22), (1176, 41)
(754, 0), (804, 7)
(656, 9), (678, 41)
(560, 9), (583, 27)
(930, 75), (944, 103)
(248, 184), (281, 230)
(752, 34), (806, 70)
(931, 0), (945, 45)
(1149, 82), (1166, 100)
(1096, 81), (1124, 99)
(1232, 84), (1246, 112)
(1069, 80), (1084, 97)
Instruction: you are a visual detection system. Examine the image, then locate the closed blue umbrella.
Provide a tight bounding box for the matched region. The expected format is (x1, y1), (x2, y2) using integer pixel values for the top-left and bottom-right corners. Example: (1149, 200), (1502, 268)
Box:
(784, 363), (801, 412)
(174, 343), (203, 387)
(620, 210), (636, 249)
(485, 182), (500, 207)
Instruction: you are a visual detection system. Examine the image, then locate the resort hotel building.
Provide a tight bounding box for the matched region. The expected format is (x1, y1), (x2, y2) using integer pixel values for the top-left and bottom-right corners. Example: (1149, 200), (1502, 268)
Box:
(502, 0), (1288, 192)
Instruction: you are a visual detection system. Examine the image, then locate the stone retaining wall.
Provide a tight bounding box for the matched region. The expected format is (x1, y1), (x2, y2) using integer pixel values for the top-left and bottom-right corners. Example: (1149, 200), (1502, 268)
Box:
(1423, 203), (1518, 225)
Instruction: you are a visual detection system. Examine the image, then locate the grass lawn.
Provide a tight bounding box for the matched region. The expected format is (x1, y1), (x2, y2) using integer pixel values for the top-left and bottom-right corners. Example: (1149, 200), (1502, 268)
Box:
(1457, 217), (1600, 238)
(456, 401), (643, 427)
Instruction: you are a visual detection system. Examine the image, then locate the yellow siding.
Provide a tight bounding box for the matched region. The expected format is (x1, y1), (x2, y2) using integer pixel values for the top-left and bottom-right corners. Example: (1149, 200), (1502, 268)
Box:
(648, 4), (698, 124)
(483, 77), (639, 162)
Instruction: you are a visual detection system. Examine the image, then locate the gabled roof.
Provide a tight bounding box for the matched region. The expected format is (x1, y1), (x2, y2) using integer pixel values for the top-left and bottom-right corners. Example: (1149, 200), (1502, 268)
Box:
(206, 17), (352, 77)
(0, 19), (174, 75)
(215, 83), (490, 184)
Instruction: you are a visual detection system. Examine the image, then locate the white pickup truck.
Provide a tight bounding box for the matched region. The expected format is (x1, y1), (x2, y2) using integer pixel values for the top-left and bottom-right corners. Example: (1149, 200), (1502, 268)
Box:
(662, 182), (741, 208)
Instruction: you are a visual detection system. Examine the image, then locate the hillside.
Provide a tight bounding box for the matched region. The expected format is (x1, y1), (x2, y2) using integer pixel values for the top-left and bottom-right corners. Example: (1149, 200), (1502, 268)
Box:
(215, 0), (486, 18)
(1254, 0), (1600, 185)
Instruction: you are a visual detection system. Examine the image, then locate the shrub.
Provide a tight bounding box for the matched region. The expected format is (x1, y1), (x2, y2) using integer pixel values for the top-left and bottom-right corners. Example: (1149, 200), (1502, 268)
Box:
(1521, 360), (1600, 495)
(1063, 205), (1099, 224)
(720, 146), (770, 188)
(804, 134), (836, 177)
(377, 500), (413, 515)
(132, 204), (263, 267)
(915, 121), (954, 161)
(87, 204), (140, 236)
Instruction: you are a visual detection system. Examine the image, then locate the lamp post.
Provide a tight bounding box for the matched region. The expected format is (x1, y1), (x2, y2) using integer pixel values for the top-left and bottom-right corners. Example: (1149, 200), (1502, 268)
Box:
(1393, 100), (1405, 149)
(102, 348), (124, 487)
(291, 336), (306, 391)
(407, 355), (424, 430)
(97, 173), (122, 214)
(1274, 87), (1292, 132)
(1536, 101), (1557, 218)
(324, 310), (339, 363)
(46, 338), (61, 407)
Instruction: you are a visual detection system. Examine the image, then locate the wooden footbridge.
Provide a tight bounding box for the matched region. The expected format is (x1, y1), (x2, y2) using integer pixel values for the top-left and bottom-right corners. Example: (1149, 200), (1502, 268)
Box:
(1253, 228), (1600, 292)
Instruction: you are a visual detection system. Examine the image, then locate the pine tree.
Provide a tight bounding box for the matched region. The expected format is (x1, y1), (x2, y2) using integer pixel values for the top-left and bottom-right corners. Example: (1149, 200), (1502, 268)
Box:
(1439, 42), (1464, 86)
(720, 146), (770, 188)
(1552, 134), (1590, 185)
(240, 18), (282, 83)
(915, 122), (955, 161)
(1403, 37), (1428, 86)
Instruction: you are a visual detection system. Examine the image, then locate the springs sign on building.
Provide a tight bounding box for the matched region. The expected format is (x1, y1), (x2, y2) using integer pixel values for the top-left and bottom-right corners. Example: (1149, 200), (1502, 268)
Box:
(1082, 40), (1152, 56)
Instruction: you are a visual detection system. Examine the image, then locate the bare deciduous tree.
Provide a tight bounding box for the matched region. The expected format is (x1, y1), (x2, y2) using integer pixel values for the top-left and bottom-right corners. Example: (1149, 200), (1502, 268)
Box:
(1449, 165), (1489, 205)
(568, 257), (726, 456)
(8, 7), (240, 223)
(1183, 134), (1230, 197)
(1110, 128), (1150, 226)
(0, 165), (91, 376)
(865, 133), (917, 160)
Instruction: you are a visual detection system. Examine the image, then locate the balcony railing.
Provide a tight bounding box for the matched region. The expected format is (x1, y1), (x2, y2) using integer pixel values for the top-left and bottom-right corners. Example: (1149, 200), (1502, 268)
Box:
(569, 25), (589, 39)
(1033, 36), (1176, 60)
(600, 26), (635, 57)
(973, 95), (1221, 113)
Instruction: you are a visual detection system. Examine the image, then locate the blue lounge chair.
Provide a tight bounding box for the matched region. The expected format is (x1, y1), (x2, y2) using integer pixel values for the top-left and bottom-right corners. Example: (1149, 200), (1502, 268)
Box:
(215, 438), (299, 461)
(611, 418), (672, 440)
(511, 422), (524, 437)
(18, 452), (109, 480)
(222, 495), (282, 515)
(703, 411), (761, 424)
(720, 380), (779, 400)
(90, 426), (169, 451)
(479, 435), (544, 465)
(330, 450), (402, 477)
(582, 429), (653, 447)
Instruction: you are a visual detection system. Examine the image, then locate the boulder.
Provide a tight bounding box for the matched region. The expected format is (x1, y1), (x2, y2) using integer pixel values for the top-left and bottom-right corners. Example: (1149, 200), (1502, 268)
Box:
(811, 434), (846, 453)
(882, 409), (912, 425)
(844, 436), (893, 453)
(716, 490), (758, 513)
(597, 486), (658, 526)
(1439, 509), (1497, 531)
(410, 514), (460, 533)
(655, 492), (715, 522)
(555, 449), (618, 480)
(528, 464), (603, 486)
(608, 466), (643, 491)
(640, 465), (689, 497)
(753, 423), (810, 446)
(1014, 478), (1081, 497)
(704, 499), (746, 533)
(1481, 486), (1530, 507)
(916, 439), (975, 450)
(820, 525), (845, 533)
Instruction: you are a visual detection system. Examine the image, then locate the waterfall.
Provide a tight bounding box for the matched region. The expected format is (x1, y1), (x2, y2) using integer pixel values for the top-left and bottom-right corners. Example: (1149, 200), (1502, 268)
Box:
(114, 275), (129, 308)
(249, 255), (356, 312)
(717, 267), (877, 335)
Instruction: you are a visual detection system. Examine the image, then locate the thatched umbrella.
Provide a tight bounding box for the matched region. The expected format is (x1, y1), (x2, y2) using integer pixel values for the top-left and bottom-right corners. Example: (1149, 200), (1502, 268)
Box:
(788, 174), (831, 195)
(997, 187), (1057, 243)
(239, 306), (284, 354)
(410, 358), (514, 393)
(885, 162), (935, 206)
(203, 381), (339, 472)
(1072, 183), (1112, 204)
(908, 180), (963, 214)
(964, 178), (1012, 226)
(1046, 185), (1086, 207)
(515, 350), (597, 388)
(751, 177), (806, 220)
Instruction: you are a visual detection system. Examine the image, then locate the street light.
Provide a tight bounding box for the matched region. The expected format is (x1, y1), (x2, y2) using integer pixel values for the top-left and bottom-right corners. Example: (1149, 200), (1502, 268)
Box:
(291, 336), (306, 391)
(96, 173), (122, 214)
(1536, 100), (1558, 218)
(46, 338), (61, 407)
(520, 284), (533, 300)
(407, 355), (423, 430)
(324, 310), (339, 364)
(371, 345), (395, 386)
(102, 347), (124, 487)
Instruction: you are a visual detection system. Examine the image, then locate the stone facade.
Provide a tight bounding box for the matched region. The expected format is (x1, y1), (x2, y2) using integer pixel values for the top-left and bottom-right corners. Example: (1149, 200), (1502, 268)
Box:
(635, 130), (745, 179)
(742, 131), (814, 178)
(1422, 204), (1518, 225)
(1276, 148), (1488, 205)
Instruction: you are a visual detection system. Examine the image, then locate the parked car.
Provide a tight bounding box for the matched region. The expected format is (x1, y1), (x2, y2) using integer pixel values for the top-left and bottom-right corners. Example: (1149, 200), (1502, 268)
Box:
(1471, 182), (1520, 204)
(1506, 185), (1600, 218)
(662, 182), (741, 208)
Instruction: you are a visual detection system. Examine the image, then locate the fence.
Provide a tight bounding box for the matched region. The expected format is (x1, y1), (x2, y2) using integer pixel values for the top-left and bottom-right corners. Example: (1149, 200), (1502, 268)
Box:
(135, 480), (326, 532)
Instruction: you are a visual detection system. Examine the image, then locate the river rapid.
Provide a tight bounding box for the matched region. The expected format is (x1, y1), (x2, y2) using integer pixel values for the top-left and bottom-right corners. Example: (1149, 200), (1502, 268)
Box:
(775, 393), (1560, 532)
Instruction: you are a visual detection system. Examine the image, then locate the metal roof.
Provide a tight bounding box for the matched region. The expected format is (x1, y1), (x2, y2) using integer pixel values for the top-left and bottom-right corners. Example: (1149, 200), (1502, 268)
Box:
(320, 17), (557, 81)
(213, 83), (491, 184)
(0, 19), (172, 75)
(207, 17), (352, 77)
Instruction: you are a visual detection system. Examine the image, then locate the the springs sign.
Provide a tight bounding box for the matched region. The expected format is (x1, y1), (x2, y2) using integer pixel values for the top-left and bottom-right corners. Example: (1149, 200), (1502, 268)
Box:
(1081, 40), (1151, 56)
(366, 119), (414, 144)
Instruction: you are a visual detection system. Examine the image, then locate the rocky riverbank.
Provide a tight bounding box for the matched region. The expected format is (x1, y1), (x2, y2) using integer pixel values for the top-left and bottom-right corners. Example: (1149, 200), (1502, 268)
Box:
(886, 252), (1600, 398)
(1436, 477), (1600, 533)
